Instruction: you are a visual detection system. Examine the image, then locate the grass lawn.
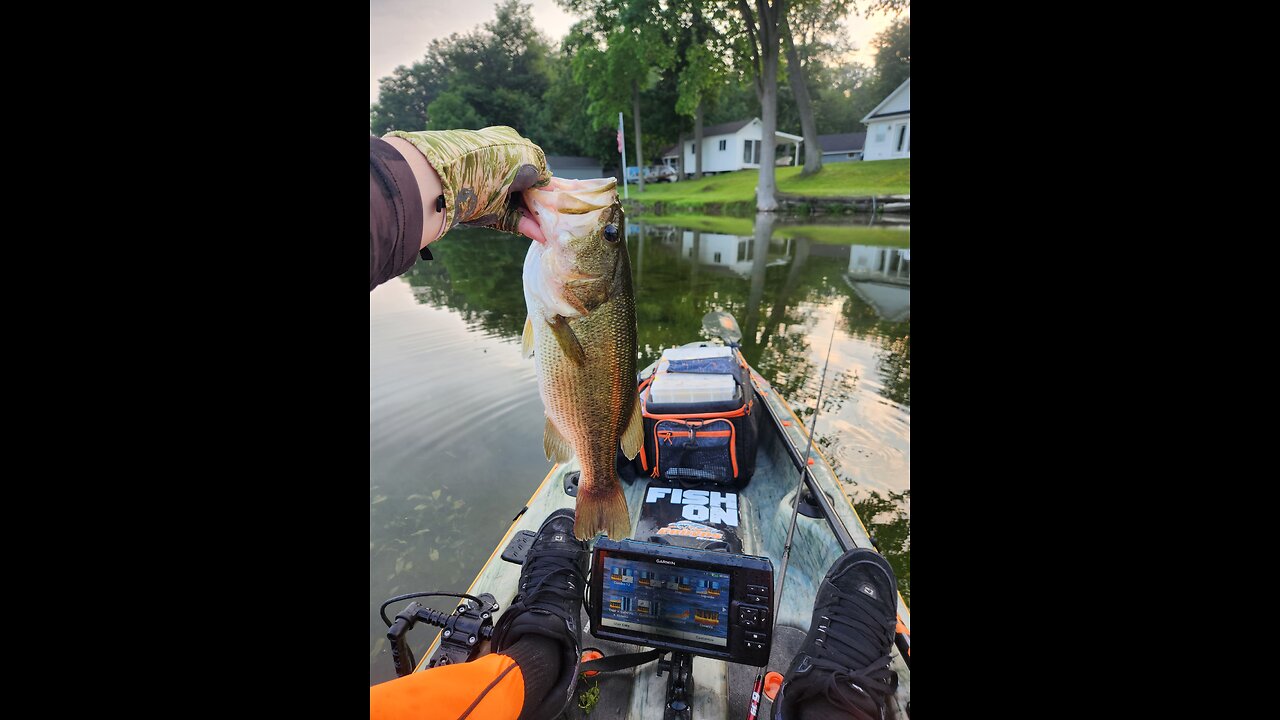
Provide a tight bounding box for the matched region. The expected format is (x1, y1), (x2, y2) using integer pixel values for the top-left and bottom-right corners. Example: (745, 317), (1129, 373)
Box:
(626, 159), (910, 212)
(632, 213), (910, 248)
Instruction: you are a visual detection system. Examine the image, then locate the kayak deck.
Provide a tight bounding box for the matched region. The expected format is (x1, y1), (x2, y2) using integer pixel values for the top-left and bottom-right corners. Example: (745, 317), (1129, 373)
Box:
(416, 343), (910, 718)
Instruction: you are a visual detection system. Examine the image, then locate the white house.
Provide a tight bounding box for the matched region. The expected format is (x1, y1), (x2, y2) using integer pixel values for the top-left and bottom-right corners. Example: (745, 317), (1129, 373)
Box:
(861, 78), (910, 161)
(678, 230), (792, 277)
(660, 118), (803, 178)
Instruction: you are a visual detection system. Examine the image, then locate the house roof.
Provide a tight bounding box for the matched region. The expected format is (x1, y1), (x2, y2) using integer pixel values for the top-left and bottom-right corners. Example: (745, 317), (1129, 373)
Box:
(701, 119), (754, 137)
(861, 78), (910, 124)
(817, 132), (866, 152)
(547, 155), (603, 169)
(866, 109), (910, 120)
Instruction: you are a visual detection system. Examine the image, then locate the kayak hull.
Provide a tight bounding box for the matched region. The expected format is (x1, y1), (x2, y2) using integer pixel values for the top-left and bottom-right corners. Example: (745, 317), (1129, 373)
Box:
(414, 341), (910, 718)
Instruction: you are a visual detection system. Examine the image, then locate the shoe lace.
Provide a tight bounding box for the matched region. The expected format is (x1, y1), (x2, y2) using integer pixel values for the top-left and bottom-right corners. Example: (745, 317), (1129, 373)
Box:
(517, 545), (586, 624)
(806, 587), (899, 716)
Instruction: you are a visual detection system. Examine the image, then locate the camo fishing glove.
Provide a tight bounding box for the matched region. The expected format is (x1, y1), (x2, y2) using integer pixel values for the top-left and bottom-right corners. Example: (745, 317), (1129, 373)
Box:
(382, 126), (550, 238)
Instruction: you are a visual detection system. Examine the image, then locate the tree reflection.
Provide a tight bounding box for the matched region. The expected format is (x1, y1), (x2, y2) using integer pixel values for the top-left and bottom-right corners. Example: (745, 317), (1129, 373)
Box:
(401, 227), (530, 339)
(854, 489), (911, 605)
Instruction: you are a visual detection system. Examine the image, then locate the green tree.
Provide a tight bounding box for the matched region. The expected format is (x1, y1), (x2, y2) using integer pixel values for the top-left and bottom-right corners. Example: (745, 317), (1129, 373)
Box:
(850, 15), (910, 129)
(559, 0), (676, 191)
(426, 90), (485, 130)
(534, 38), (618, 162)
(370, 62), (443, 134)
(369, 1), (554, 136)
(672, 1), (733, 180)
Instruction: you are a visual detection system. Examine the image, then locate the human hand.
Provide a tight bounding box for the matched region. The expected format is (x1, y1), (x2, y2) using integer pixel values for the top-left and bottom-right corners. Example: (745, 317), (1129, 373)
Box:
(383, 126), (550, 243)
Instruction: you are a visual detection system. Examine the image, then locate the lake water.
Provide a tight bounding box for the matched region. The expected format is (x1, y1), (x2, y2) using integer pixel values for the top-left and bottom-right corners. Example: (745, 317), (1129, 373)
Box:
(369, 215), (910, 684)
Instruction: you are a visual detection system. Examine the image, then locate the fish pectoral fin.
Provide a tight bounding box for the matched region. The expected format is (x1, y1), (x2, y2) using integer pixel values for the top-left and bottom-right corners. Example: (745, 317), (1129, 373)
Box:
(548, 315), (587, 366)
(620, 396), (643, 460)
(521, 315), (535, 359)
(543, 416), (574, 463)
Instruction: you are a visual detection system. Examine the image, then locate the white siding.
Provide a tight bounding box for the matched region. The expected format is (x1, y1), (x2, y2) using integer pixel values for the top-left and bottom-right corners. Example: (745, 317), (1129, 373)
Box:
(684, 132), (745, 173)
(681, 119), (801, 174)
(879, 82), (910, 115)
(861, 79), (910, 161)
(863, 117), (910, 161)
(680, 231), (758, 275)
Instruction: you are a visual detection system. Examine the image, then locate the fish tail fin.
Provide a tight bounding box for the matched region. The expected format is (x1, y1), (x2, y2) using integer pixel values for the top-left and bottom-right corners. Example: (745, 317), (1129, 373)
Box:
(574, 479), (631, 541)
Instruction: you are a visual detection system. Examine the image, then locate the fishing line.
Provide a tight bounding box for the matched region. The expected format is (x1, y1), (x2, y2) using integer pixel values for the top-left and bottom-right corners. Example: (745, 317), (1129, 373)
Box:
(746, 307), (841, 720)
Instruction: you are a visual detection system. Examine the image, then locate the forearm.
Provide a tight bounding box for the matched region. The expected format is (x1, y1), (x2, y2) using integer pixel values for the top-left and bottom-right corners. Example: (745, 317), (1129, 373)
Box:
(382, 135), (447, 249)
(369, 136), (451, 291)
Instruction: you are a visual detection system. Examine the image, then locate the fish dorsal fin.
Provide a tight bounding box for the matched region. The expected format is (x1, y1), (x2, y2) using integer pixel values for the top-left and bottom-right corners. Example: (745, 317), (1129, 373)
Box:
(521, 315), (535, 359)
(548, 315), (586, 366)
(543, 416), (574, 463)
(620, 395), (643, 460)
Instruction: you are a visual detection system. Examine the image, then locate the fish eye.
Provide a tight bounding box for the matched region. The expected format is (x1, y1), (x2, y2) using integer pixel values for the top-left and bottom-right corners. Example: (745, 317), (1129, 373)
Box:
(604, 223), (619, 243)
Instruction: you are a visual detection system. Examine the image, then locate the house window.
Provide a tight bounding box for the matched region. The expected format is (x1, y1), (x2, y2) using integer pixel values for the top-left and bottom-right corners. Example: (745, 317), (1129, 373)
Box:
(896, 124), (907, 152)
(744, 141), (753, 163)
(690, 143), (696, 154)
(718, 139), (726, 151)
(743, 140), (760, 164)
(876, 126), (885, 142)
(714, 252), (722, 263)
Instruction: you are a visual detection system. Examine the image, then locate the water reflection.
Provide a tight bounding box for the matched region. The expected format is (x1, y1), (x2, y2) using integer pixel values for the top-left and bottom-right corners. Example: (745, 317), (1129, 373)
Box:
(374, 216), (910, 680)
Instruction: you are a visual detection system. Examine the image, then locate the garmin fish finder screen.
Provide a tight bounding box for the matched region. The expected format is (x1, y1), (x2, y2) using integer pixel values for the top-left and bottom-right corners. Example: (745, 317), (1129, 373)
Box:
(598, 554), (731, 647)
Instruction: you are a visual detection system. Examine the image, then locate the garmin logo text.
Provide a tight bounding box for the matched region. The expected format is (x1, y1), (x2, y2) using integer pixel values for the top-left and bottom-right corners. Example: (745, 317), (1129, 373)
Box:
(655, 559), (675, 565)
(644, 487), (739, 527)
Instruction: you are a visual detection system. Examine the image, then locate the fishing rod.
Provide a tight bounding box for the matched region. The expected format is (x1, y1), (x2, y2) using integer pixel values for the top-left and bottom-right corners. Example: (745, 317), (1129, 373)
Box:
(744, 312), (838, 720)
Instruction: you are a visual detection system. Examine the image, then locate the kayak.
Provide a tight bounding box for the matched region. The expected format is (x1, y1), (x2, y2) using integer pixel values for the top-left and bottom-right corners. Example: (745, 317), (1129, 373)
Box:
(403, 315), (911, 719)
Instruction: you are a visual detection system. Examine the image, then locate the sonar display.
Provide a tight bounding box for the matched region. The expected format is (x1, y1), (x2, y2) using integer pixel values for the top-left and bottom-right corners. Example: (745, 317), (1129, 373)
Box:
(598, 556), (731, 647)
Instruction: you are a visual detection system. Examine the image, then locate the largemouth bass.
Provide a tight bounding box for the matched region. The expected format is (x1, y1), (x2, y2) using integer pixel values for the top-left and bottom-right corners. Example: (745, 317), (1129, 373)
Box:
(521, 176), (640, 540)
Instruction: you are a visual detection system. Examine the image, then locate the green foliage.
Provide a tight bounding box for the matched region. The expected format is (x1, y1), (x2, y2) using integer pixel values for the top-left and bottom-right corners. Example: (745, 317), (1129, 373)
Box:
(426, 91), (485, 130)
(854, 490), (910, 604)
(370, 63), (442, 134)
(370, 0), (552, 136)
(846, 16), (910, 128)
(577, 677), (601, 714)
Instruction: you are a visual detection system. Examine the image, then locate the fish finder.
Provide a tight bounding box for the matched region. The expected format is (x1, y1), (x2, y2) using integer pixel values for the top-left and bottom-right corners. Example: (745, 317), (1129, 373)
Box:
(588, 537), (774, 667)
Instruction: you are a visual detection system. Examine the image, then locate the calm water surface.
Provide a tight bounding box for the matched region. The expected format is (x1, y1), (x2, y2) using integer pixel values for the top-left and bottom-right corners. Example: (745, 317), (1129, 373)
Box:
(369, 216), (910, 684)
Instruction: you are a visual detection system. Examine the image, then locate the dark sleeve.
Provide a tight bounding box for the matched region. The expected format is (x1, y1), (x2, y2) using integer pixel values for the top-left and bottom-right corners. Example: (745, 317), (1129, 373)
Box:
(370, 136), (425, 291)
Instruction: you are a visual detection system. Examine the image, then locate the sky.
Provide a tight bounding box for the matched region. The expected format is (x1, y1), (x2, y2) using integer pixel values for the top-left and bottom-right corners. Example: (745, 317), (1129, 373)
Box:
(370, 0), (906, 105)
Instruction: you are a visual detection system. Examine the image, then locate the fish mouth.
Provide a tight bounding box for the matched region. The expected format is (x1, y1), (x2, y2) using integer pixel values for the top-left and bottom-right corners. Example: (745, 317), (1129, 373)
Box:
(524, 177), (619, 246)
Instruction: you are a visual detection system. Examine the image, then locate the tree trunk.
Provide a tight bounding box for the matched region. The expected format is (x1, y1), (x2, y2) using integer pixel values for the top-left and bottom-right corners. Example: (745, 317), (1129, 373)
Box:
(741, 211), (776, 353)
(757, 37), (780, 211)
(782, 11), (821, 177)
(633, 81), (645, 192)
(677, 131), (685, 179)
(752, 0), (783, 211)
(694, 101), (704, 180)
